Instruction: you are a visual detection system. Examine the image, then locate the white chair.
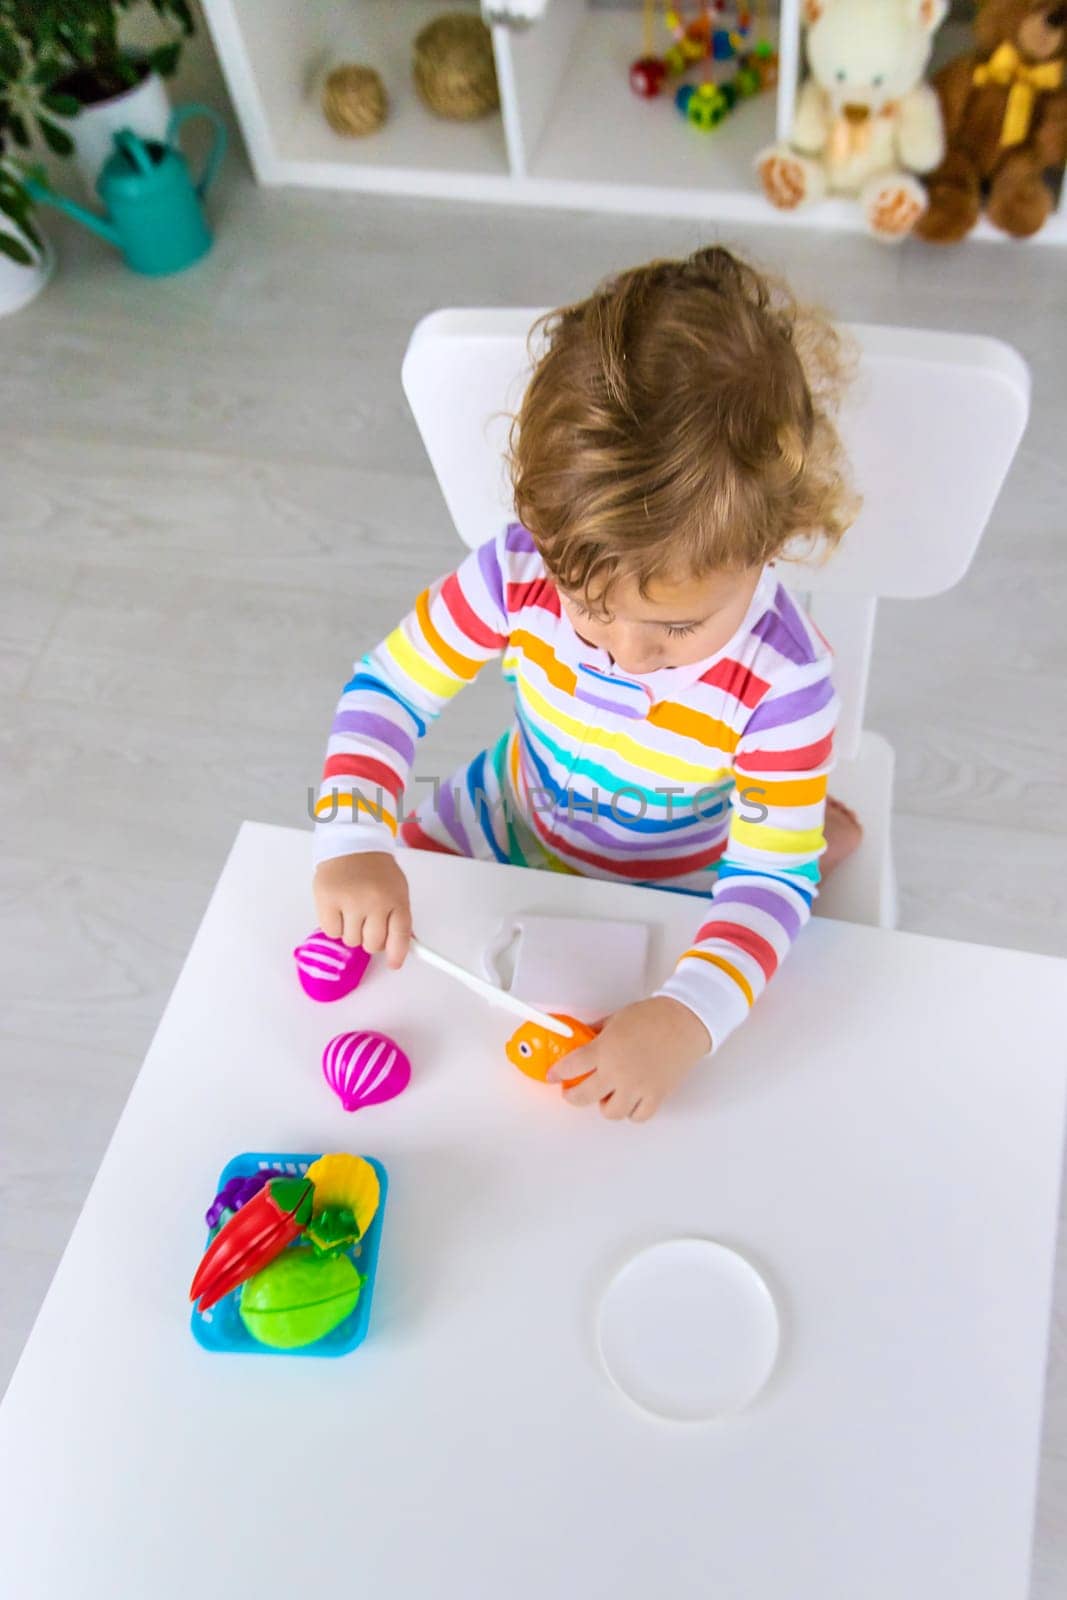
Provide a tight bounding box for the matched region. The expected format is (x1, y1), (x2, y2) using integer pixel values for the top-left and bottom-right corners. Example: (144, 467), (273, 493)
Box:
(401, 310), (1030, 928)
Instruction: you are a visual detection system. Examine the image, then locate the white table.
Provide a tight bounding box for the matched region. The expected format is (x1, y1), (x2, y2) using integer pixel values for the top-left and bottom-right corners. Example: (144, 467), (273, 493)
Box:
(1, 821), (1065, 1600)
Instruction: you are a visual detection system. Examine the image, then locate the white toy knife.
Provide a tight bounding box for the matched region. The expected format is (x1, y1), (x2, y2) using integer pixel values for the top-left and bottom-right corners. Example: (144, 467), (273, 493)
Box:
(409, 937), (574, 1038)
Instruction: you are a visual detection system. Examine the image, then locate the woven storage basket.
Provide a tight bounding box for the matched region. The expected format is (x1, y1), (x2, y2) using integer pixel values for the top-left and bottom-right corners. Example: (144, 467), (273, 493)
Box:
(322, 63), (388, 137)
(412, 13), (500, 121)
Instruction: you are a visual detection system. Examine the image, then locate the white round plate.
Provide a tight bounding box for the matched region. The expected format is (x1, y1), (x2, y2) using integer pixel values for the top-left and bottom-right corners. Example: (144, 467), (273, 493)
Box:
(597, 1239), (779, 1422)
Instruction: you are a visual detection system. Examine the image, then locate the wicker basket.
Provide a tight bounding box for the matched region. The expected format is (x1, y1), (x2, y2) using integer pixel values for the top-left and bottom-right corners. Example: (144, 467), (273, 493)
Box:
(321, 63), (388, 137)
(412, 13), (500, 121)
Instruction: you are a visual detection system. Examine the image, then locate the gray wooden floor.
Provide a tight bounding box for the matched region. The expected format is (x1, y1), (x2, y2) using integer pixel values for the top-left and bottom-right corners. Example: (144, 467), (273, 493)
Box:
(1, 28), (1065, 1594)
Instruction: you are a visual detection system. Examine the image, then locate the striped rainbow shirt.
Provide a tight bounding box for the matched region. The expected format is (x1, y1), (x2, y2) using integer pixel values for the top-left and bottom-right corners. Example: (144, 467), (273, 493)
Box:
(315, 523), (839, 1049)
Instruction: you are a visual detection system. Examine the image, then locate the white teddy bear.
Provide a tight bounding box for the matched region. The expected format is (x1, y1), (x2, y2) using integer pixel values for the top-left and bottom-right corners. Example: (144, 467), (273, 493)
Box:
(758, 0), (947, 240)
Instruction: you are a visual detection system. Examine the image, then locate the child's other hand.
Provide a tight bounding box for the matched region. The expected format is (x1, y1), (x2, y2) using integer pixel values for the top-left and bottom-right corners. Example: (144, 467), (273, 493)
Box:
(546, 997), (711, 1122)
(313, 852), (412, 968)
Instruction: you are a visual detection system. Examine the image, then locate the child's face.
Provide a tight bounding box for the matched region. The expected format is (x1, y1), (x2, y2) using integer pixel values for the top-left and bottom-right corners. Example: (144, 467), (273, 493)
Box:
(559, 567), (763, 676)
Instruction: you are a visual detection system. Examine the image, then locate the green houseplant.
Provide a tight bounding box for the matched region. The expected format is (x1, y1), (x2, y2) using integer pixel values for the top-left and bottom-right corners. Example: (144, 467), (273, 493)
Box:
(0, 0), (195, 265)
(31, 0), (196, 108)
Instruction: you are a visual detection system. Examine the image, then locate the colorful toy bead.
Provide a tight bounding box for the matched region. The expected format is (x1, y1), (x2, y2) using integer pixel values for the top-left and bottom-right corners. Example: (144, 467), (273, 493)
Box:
(736, 62), (761, 97)
(712, 27), (738, 59)
(663, 42), (689, 74)
(686, 82), (729, 130)
(629, 55), (667, 97)
(753, 48), (779, 89)
(675, 82), (696, 115)
(719, 78), (738, 110)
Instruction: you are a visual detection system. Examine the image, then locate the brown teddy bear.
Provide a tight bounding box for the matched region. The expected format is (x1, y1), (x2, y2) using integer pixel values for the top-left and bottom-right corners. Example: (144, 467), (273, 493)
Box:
(916, 0), (1067, 240)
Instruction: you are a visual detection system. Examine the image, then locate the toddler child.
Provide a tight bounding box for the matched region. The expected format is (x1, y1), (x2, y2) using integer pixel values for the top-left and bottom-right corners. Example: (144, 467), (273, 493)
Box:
(313, 246), (860, 1121)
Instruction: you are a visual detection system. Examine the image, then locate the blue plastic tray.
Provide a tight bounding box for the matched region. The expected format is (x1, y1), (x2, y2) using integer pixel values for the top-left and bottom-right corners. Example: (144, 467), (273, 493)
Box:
(190, 1151), (388, 1358)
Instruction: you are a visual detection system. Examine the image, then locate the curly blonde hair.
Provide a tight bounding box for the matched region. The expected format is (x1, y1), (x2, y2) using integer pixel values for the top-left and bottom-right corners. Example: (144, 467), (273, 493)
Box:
(507, 246), (857, 605)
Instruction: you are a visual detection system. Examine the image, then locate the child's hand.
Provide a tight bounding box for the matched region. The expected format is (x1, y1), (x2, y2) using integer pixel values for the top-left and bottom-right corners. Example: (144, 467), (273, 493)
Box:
(313, 852), (412, 968)
(546, 996), (711, 1122)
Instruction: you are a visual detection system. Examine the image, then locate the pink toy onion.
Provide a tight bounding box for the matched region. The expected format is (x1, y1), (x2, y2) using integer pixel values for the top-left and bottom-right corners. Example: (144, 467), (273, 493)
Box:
(322, 1030), (411, 1112)
(294, 930), (371, 1003)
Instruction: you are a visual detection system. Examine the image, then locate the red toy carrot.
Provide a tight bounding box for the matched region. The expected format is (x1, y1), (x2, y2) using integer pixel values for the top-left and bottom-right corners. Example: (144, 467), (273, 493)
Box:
(190, 1176), (314, 1312)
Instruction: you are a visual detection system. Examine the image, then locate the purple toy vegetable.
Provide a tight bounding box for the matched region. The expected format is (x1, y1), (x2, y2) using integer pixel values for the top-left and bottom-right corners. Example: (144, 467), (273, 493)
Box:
(322, 1031), (411, 1112)
(205, 1169), (283, 1231)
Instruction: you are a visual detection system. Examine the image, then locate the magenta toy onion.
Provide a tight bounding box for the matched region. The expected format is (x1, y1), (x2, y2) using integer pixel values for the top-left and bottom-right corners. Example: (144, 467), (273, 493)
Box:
(322, 1030), (411, 1112)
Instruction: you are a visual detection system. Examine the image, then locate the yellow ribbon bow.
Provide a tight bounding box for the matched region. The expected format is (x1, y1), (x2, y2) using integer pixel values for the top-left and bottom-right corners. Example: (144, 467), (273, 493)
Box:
(972, 41), (1065, 149)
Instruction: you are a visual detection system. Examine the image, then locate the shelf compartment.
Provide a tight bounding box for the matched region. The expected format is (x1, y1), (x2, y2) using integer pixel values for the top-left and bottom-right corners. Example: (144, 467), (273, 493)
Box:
(217, 0), (511, 193)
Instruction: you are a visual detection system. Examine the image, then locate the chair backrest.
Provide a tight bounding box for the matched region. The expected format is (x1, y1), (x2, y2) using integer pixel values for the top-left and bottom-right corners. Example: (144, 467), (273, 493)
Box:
(402, 310), (1029, 758)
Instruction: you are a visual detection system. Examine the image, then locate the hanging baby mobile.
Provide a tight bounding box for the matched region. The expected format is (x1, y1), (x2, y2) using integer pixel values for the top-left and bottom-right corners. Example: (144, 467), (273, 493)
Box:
(630, 0), (778, 130)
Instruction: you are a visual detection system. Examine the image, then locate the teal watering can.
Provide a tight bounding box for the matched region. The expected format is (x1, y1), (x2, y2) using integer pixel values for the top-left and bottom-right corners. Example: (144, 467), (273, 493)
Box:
(28, 104), (226, 276)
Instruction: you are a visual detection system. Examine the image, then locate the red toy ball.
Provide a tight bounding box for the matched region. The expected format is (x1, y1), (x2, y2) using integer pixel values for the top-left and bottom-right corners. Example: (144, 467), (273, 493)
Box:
(629, 56), (667, 98)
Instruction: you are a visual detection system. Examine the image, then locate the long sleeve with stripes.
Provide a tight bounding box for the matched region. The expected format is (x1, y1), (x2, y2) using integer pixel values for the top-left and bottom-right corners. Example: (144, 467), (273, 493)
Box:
(314, 537), (510, 860)
(654, 655), (837, 1049)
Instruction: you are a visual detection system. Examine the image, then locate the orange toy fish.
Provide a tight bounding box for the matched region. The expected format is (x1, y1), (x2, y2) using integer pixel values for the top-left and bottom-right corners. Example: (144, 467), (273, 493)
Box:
(506, 1014), (598, 1087)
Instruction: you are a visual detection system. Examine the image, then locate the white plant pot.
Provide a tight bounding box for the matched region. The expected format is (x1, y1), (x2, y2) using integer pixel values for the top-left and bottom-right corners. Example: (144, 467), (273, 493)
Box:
(59, 70), (171, 193)
(0, 234), (53, 318)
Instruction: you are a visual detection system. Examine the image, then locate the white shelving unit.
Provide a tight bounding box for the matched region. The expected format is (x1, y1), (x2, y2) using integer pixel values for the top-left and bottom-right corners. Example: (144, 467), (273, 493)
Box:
(202, 0), (1067, 242)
